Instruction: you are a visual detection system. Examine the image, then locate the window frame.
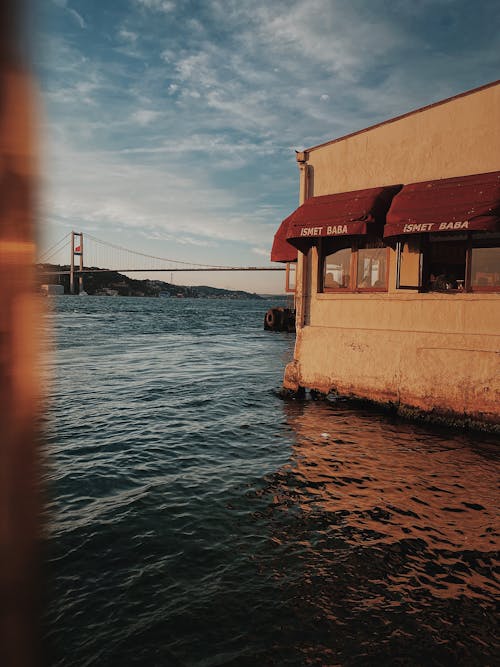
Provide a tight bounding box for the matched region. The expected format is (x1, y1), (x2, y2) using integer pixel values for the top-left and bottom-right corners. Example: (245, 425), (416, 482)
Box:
(469, 240), (500, 292)
(395, 236), (424, 290)
(320, 237), (390, 294)
(395, 232), (500, 293)
(320, 238), (354, 293)
(285, 262), (296, 293)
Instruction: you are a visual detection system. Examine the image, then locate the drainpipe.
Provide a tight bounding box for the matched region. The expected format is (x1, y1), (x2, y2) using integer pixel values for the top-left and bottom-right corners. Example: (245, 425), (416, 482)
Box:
(282, 151), (310, 393)
(295, 151), (310, 330)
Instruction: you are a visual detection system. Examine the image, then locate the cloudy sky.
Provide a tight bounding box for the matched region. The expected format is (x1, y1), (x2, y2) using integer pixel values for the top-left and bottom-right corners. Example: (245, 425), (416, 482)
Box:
(36, 0), (499, 292)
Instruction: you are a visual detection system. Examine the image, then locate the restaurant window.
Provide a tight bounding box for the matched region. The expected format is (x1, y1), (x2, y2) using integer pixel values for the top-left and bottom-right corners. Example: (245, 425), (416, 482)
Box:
(396, 237), (422, 289)
(321, 239), (388, 292)
(323, 242), (352, 290)
(427, 233), (467, 291)
(356, 240), (388, 289)
(470, 244), (500, 290)
(285, 262), (296, 293)
(395, 232), (500, 292)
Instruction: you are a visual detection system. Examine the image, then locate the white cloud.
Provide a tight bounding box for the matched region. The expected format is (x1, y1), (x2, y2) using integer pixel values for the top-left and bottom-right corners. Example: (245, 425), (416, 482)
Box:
(131, 109), (162, 125)
(253, 0), (403, 80)
(151, 3), (407, 140)
(161, 49), (175, 63)
(40, 129), (279, 252)
(174, 51), (217, 87)
(136, 0), (175, 13)
(117, 133), (280, 171)
(52, 1), (87, 28)
(68, 8), (87, 29)
(251, 247), (270, 258)
(45, 67), (103, 106)
(119, 28), (138, 42)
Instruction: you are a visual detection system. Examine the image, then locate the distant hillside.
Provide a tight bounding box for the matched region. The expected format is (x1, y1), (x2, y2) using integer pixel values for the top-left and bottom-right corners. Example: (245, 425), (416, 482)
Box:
(36, 264), (263, 299)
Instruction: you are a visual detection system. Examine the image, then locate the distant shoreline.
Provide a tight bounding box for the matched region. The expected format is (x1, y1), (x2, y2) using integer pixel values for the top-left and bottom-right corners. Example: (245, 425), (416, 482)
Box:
(37, 263), (269, 299)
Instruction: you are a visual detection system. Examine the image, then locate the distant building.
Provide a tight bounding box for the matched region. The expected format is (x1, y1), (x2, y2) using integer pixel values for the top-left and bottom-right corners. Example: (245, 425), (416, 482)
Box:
(41, 284), (64, 296)
(96, 288), (119, 296)
(272, 80), (500, 428)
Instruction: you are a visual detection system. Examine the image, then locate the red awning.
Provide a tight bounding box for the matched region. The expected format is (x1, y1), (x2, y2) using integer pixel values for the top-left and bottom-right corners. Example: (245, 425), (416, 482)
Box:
(270, 215), (298, 263)
(384, 171), (500, 237)
(285, 185), (401, 252)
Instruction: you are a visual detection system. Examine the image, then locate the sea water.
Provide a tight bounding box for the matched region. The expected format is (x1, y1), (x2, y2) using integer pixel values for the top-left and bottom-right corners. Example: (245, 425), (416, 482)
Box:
(42, 296), (499, 666)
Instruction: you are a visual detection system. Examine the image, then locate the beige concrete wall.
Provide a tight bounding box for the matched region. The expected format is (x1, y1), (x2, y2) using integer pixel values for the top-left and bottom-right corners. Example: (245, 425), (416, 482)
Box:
(286, 291), (500, 424)
(307, 83), (500, 196)
(286, 83), (500, 426)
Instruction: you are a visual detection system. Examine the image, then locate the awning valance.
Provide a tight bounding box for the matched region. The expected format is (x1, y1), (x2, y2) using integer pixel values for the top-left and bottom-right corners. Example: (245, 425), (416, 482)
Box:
(285, 185), (402, 252)
(270, 215), (298, 263)
(384, 171), (500, 237)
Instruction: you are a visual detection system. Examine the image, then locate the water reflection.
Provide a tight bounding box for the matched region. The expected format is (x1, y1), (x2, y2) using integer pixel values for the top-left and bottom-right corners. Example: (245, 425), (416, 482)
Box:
(258, 399), (499, 664)
(42, 297), (498, 665)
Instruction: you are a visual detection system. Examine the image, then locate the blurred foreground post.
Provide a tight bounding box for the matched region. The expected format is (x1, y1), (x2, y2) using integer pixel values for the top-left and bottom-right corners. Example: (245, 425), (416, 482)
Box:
(0, 1), (40, 666)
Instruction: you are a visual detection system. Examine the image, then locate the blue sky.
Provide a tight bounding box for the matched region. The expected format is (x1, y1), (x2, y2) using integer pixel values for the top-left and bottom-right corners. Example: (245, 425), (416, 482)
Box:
(36, 0), (500, 292)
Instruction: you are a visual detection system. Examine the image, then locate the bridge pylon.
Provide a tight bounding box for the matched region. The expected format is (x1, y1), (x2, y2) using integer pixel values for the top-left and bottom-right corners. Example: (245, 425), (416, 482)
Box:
(70, 231), (84, 294)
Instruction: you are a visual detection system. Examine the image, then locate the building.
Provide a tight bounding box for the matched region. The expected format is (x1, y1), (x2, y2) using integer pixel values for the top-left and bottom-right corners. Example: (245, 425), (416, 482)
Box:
(41, 283), (64, 296)
(272, 80), (500, 428)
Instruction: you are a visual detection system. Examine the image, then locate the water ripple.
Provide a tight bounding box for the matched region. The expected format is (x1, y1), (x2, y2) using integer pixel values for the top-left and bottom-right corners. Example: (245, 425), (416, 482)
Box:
(42, 297), (499, 666)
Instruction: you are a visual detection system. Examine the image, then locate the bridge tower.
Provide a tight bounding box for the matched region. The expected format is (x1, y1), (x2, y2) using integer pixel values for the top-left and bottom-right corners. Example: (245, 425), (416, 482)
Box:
(70, 231), (84, 294)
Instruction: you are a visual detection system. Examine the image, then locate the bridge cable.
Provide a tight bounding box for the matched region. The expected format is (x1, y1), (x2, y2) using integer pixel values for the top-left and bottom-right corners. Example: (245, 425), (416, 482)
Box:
(38, 233), (71, 263)
(85, 233), (238, 269)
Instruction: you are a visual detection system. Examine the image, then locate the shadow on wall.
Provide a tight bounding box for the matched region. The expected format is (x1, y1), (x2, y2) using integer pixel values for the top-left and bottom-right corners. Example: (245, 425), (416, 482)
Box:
(307, 164), (314, 198)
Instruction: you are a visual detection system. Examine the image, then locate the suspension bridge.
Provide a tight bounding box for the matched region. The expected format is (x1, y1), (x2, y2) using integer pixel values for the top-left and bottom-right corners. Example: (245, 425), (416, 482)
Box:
(37, 231), (284, 294)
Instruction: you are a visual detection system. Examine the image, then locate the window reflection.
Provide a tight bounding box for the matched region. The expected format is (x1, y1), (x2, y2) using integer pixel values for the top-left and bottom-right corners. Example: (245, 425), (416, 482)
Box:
(286, 262), (296, 292)
(471, 247), (500, 288)
(356, 246), (387, 289)
(428, 237), (467, 291)
(323, 247), (351, 289)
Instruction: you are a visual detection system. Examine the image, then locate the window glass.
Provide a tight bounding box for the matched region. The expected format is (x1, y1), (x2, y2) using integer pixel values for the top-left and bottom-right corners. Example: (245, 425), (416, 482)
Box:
(471, 247), (500, 288)
(398, 237), (421, 288)
(393, 231), (499, 293)
(428, 239), (466, 290)
(356, 246), (387, 289)
(323, 247), (351, 289)
(285, 262), (296, 292)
